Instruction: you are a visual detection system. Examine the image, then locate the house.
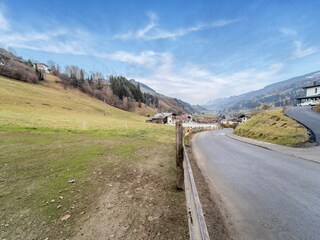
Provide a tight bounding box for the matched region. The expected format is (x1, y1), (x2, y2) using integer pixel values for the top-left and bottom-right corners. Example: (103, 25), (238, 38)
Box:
(197, 117), (217, 124)
(174, 115), (192, 123)
(221, 118), (239, 127)
(237, 114), (251, 124)
(296, 81), (320, 105)
(34, 63), (51, 73)
(148, 112), (174, 124)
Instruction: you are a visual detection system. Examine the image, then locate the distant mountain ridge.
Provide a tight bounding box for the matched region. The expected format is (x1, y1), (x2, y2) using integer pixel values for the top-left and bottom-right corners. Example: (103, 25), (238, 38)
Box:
(129, 79), (202, 114)
(205, 71), (320, 113)
(129, 79), (156, 95)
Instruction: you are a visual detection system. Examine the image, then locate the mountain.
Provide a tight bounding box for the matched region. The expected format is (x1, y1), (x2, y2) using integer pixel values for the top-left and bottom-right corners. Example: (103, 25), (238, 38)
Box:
(129, 79), (200, 114)
(205, 71), (320, 113)
(129, 79), (157, 95)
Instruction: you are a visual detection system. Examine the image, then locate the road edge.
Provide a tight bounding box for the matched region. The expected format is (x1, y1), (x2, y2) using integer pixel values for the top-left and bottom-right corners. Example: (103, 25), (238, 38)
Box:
(185, 133), (236, 240)
(226, 129), (320, 164)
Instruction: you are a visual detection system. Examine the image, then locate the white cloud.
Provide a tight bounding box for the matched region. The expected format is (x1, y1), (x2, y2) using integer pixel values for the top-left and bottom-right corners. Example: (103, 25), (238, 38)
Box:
(1, 29), (67, 43)
(0, 28), (90, 55)
(10, 41), (87, 55)
(115, 11), (239, 41)
(0, 6), (9, 30)
(110, 50), (284, 104)
(103, 50), (173, 69)
(0, 4), (94, 55)
(279, 28), (296, 37)
(293, 40), (318, 58)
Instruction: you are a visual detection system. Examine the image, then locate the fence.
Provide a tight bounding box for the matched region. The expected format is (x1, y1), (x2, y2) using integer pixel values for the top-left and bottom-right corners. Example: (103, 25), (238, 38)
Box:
(176, 121), (210, 240)
(183, 146), (210, 240)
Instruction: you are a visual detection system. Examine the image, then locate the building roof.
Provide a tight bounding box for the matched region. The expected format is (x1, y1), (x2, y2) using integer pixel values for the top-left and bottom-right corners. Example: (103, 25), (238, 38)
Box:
(302, 84), (320, 89)
(35, 63), (49, 67)
(152, 112), (172, 119)
(175, 115), (191, 121)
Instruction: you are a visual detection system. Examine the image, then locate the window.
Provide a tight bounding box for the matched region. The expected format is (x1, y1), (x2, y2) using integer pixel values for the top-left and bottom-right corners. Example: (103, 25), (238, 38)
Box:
(316, 88), (318, 94)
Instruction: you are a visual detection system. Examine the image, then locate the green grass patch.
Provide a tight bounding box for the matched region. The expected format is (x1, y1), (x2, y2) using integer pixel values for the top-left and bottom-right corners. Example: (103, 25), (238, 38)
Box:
(114, 143), (135, 155)
(234, 109), (309, 146)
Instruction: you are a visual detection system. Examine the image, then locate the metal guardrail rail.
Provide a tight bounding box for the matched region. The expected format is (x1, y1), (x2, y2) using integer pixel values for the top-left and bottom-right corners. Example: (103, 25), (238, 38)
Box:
(183, 145), (210, 240)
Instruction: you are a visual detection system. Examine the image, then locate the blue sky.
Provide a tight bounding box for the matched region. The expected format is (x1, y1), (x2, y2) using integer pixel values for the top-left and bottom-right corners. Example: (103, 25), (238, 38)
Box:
(1, 0), (320, 104)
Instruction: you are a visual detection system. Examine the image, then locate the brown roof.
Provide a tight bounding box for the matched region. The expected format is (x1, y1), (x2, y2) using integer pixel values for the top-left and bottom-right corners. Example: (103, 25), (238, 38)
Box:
(175, 115), (191, 121)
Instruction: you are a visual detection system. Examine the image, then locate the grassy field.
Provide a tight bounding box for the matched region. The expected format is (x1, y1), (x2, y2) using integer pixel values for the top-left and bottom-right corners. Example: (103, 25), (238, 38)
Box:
(0, 76), (188, 239)
(234, 109), (309, 146)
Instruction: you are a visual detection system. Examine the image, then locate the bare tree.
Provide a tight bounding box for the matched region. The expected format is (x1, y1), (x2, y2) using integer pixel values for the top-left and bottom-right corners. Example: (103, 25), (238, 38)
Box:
(0, 49), (12, 75)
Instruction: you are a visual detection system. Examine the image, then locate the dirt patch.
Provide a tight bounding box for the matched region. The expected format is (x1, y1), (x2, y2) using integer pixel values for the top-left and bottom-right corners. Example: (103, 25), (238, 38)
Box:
(185, 145), (235, 240)
(71, 146), (188, 240)
(0, 130), (188, 240)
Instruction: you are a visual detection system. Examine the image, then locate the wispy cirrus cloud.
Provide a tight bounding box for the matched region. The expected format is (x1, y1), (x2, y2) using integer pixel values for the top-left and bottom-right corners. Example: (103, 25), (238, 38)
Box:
(279, 28), (318, 59)
(115, 11), (240, 41)
(293, 40), (318, 58)
(103, 50), (172, 67)
(279, 27), (296, 37)
(0, 27), (92, 55)
(0, 3), (95, 55)
(0, 6), (9, 30)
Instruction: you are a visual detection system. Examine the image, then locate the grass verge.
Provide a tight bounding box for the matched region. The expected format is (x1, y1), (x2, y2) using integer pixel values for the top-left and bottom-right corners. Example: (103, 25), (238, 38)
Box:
(234, 109), (309, 146)
(313, 105), (320, 113)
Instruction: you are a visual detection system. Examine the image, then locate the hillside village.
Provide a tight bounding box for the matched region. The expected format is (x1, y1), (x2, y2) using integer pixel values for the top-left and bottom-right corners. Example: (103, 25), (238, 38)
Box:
(147, 111), (251, 128)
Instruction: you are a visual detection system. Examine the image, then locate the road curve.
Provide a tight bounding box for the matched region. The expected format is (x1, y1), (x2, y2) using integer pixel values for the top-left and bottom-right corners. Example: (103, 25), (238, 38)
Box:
(285, 106), (320, 144)
(193, 129), (320, 240)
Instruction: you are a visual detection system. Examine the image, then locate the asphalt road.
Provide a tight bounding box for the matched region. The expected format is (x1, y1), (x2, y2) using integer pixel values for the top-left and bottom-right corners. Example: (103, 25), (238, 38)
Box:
(285, 106), (320, 144)
(193, 130), (320, 240)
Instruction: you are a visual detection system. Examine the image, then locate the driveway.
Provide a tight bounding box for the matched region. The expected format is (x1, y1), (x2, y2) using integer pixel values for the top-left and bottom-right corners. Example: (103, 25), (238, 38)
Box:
(285, 106), (320, 144)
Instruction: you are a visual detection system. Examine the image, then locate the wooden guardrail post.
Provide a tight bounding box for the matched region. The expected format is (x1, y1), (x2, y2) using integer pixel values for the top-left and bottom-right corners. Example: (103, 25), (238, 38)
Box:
(176, 120), (184, 190)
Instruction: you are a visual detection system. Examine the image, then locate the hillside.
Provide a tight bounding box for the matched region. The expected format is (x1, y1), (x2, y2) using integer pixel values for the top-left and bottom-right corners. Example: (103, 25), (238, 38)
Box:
(0, 48), (195, 117)
(234, 109), (309, 146)
(0, 76), (188, 239)
(205, 71), (320, 113)
(0, 76), (147, 130)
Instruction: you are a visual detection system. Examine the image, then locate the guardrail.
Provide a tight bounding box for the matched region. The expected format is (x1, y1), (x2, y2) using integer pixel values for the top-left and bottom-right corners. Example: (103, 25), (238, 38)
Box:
(183, 145), (210, 240)
(176, 121), (210, 239)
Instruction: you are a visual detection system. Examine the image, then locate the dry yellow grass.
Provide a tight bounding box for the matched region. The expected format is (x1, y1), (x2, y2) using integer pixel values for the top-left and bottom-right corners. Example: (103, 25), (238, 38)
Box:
(132, 102), (157, 116)
(234, 109), (309, 146)
(313, 105), (320, 113)
(0, 76), (149, 131)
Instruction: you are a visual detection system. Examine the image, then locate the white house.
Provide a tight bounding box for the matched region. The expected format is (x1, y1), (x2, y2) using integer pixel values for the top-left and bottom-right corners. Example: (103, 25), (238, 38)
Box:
(237, 114), (251, 124)
(297, 81), (320, 105)
(34, 63), (50, 73)
(148, 113), (173, 124)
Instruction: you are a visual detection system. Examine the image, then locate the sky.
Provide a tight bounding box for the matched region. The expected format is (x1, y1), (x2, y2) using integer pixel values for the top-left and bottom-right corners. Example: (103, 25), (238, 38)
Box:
(0, 0), (320, 104)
